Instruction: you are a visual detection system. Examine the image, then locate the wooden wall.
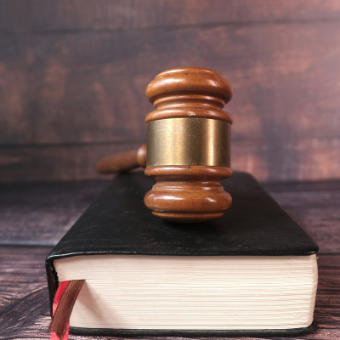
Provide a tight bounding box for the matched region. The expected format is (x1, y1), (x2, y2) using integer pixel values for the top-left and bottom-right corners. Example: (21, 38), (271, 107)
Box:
(1, 0), (340, 183)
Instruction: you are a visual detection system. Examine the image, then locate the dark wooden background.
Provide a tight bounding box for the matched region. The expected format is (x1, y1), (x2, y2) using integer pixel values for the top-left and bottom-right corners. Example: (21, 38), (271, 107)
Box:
(1, 0), (340, 183)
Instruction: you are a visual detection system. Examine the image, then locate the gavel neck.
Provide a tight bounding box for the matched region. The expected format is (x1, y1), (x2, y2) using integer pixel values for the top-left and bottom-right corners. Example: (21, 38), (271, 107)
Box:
(153, 94), (225, 110)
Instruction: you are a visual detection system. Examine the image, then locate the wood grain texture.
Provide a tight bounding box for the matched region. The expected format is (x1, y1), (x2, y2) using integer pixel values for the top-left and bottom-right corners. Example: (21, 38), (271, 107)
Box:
(0, 180), (109, 246)
(263, 180), (340, 255)
(0, 1), (340, 182)
(0, 142), (142, 183)
(0, 246), (339, 340)
(1, 138), (340, 183)
(1, 21), (340, 145)
(96, 144), (146, 174)
(145, 166), (232, 222)
(1, 0), (340, 32)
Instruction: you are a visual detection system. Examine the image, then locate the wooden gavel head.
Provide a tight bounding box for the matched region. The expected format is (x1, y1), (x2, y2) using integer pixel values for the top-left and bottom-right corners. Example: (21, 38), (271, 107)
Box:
(96, 67), (233, 223)
(144, 67), (233, 222)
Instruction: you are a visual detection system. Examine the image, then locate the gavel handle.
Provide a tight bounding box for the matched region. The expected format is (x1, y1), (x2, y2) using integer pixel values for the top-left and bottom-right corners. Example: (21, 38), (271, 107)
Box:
(96, 144), (147, 174)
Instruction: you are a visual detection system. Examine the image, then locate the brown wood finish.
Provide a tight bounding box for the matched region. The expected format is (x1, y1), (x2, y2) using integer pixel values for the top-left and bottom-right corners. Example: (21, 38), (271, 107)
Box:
(145, 166), (233, 222)
(95, 143), (146, 174)
(143, 67), (233, 222)
(0, 142), (143, 182)
(2, 0), (340, 32)
(1, 1), (340, 183)
(1, 137), (339, 183)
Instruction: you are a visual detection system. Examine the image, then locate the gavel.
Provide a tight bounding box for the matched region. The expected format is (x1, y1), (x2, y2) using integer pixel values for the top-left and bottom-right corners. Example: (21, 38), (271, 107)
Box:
(96, 67), (233, 223)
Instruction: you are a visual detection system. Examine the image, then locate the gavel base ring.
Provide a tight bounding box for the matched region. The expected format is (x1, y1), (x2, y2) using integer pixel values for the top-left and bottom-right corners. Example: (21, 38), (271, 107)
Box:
(144, 166), (232, 222)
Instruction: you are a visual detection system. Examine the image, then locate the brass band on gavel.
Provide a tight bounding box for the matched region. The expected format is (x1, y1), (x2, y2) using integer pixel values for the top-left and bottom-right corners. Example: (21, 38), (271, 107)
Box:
(147, 117), (230, 167)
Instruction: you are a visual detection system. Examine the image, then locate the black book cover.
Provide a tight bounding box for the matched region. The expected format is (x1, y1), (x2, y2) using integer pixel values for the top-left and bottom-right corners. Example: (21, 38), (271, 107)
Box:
(46, 171), (318, 337)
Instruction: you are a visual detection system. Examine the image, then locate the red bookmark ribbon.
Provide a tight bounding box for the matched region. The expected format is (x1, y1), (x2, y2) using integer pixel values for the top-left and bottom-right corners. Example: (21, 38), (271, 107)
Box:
(48, 280), (85, 340)
(50, 281), (70, 340)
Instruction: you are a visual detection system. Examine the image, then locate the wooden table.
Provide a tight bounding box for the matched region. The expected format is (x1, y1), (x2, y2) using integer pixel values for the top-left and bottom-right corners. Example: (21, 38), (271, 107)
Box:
(1, 178), (339, 339)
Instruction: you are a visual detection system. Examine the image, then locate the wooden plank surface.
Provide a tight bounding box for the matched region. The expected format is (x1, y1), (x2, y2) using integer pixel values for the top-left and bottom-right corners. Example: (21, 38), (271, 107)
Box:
(1, 142), (142, 183)
(0, 180), (109, 246)
(1, 0), (340, 31)
(1, 177), (339, 253)
(0, 246), (338, 340)
(1, 1), (340, 182)
(263, 180), (340, 255)
(2, 138), (340, 183)
(1, 21), (340, 145)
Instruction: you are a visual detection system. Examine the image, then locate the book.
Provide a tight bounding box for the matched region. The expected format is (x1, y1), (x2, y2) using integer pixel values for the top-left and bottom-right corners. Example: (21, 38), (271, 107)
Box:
(46, 171), (318, 337)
